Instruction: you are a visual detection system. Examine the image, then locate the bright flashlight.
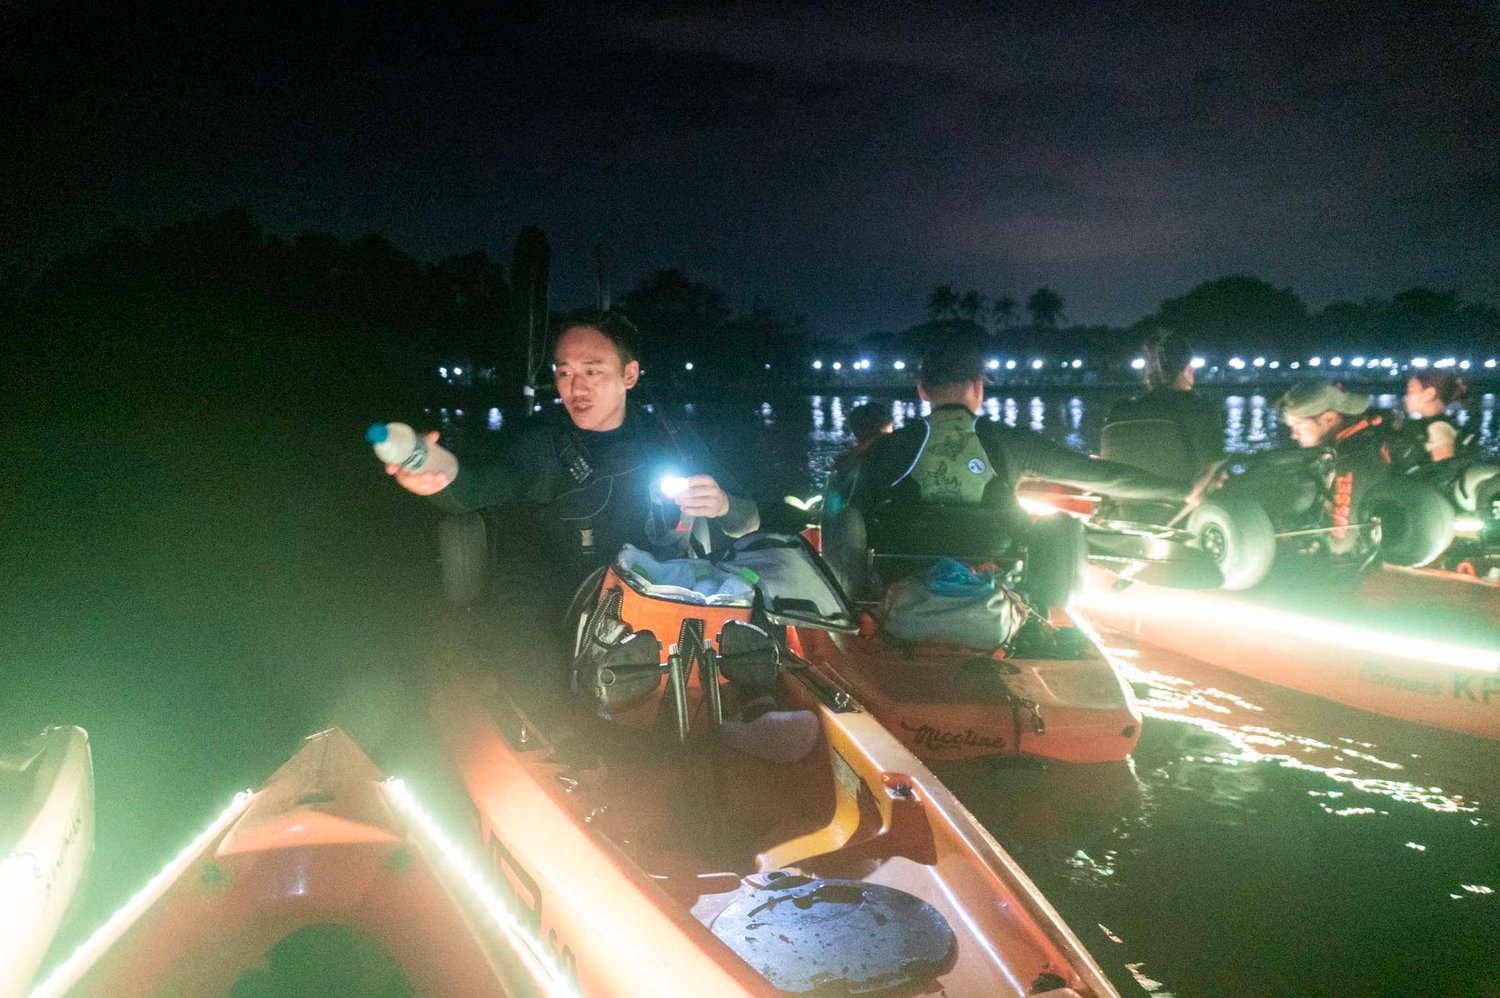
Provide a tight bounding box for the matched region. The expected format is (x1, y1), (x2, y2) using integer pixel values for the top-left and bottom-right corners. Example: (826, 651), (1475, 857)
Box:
(659, 475), (690, 498)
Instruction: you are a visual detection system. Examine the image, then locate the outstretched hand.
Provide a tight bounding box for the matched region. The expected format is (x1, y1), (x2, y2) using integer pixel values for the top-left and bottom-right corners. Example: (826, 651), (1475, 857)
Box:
(675, 474), (731, 518)
(387, 430), (453, 496)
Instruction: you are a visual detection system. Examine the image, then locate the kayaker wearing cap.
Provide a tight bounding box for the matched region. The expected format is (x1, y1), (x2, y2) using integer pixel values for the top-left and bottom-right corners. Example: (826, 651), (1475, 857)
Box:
(1277, 378), (1422, 472)
(1278, 380), (1382, 449)
(387, 310), (759, 591)
(847, 328), (1188, 530)
(1274, 378), (1423, 556)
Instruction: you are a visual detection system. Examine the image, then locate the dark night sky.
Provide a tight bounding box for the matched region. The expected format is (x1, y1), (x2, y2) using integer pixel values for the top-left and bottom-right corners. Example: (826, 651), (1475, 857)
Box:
(5, 1), (1499, 336)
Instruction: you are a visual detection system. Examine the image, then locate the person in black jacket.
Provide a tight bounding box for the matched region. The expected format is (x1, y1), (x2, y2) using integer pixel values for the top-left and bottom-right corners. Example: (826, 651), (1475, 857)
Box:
(1104, 328), (1223, 479)
(387, 311), (759, 594)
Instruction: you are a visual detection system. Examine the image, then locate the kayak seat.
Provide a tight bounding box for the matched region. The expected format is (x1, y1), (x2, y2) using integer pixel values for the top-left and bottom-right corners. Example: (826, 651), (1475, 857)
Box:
(839, 501), (1085, 612)
(1101, 418), (1200, 524)
(1101, 417), (1198, 484)
(867, 501), (1023, 566)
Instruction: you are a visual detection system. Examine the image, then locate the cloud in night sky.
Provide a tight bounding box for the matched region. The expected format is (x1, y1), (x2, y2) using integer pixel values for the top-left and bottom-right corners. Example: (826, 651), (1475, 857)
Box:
(4, 0), (1498, 335)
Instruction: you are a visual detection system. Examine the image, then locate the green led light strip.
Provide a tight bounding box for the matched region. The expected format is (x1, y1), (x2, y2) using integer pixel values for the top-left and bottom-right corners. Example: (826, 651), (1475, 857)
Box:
(30, 792), (254, 998)
(385, 779), (578, 998)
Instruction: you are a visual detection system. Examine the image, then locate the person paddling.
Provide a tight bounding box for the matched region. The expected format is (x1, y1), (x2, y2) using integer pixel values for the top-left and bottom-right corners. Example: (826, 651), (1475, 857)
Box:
(848, 329), (1188, 533)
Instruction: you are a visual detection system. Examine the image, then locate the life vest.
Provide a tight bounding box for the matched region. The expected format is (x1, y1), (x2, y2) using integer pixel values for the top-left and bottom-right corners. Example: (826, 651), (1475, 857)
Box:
(1326, 412), (1420, 557)
(863, 409), (1025, 557)
(906, 407), (999, 503)
(1403, 414), (1477, 459)
(537, 408), (697, 572)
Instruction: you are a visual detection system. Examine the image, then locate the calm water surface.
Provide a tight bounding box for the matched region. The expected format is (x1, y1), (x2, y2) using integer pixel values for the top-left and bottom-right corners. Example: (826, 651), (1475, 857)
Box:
(13, 388), (1498, 996)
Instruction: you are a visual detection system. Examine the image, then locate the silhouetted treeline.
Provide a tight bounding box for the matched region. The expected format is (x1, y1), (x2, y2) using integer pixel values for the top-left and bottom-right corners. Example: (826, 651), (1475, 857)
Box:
(6, 211), (1496, 428)
(5, 209), (519, 421)
(610, 269), (810, 392)
(898, 276), (1500, 363)
(2, 211), (816, 416)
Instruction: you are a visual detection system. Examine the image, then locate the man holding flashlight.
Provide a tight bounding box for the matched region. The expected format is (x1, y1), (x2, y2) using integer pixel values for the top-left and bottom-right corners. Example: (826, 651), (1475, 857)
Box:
(388, 311), (758, 591)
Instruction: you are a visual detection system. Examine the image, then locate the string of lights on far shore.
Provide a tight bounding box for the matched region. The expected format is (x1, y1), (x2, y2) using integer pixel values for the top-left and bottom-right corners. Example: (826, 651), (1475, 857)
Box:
(432, 354), (1498, 386)
(802, 354), (1496, 376)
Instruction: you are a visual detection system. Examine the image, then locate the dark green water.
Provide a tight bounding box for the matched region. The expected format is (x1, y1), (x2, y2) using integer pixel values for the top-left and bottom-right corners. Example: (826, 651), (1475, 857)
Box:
(7, 390), (1498, 996)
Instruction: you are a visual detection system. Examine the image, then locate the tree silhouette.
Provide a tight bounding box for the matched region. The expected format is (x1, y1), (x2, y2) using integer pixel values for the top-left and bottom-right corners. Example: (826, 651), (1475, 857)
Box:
(1027, 286), (1065, 327)
(1154, 275), (1305, 328)
(990, 295), (1018, 330)
(1388, 288), (1461, 328)
(620, 268), (731, 372)
(1149, 274), (1306, 350)
(957, 290), (984, 322)
(927, 284), (958, 322)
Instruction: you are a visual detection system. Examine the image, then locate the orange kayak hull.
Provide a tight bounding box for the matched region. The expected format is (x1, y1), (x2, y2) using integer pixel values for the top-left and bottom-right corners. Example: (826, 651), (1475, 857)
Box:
(39, 729), (522, 997)
(1081, 566), (1500, 741)
(790, 616), (1142, 765)
(433, 667), (1120, 997)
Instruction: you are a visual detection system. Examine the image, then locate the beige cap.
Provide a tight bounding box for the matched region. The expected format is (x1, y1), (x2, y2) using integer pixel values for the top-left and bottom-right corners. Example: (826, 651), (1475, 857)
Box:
(1277, 380), (1371, 420)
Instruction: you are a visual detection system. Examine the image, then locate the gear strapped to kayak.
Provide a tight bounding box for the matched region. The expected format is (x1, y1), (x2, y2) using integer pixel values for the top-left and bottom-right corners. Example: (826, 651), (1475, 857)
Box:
(567, 534), (860, 751)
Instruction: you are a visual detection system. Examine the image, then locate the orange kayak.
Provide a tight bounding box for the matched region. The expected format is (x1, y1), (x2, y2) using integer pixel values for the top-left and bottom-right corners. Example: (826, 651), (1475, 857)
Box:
(1081, 566), (1500, 741)
(789, 614), (1142, 765)
(33, 728), (538, 997)
(434, 660), (1119, 997)
(793, 522), (1141, 765)
(1358, 564), (1500, 634)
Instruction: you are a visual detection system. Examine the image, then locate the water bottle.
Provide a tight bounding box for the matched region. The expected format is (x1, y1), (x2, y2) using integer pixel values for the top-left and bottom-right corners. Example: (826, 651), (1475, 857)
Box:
(366, 422), (459, 479)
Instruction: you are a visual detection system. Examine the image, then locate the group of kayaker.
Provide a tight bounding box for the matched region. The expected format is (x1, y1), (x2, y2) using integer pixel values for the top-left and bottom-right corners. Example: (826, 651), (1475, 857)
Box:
(383, 313), (1488, 625)
(386, 318), (1199, 615)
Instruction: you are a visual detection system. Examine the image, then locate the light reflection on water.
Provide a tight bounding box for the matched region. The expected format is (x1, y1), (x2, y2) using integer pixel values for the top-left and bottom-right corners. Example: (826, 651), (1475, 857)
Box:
(1120, 654), (1479, 816)
(773, 391), (1499, 492)
(936, 634), (1499, 996)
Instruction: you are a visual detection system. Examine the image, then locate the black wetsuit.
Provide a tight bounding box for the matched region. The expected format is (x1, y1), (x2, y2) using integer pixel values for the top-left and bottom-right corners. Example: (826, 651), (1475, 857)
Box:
(431, 404), (753, 592)
(1402, 414), (1476, 462)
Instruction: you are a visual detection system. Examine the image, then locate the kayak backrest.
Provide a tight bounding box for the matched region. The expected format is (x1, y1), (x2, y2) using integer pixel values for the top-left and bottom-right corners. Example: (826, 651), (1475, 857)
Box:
(1101, 417), (1198, 484)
